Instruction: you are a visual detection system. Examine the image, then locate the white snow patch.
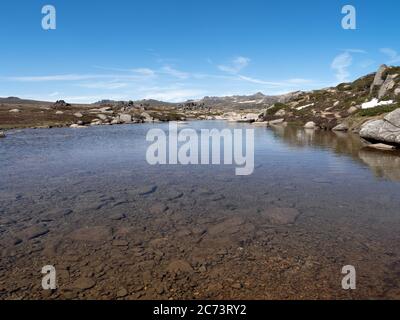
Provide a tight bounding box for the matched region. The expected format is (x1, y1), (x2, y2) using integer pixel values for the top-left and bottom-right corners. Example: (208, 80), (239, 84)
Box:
(361, 98), (394, 109)
(296, 103), (314, 111)
(239, 100), (257, 104)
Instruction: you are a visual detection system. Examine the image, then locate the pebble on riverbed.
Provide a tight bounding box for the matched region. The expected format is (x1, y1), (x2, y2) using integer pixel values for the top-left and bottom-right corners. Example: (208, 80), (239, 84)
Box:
(261, 207), (301, 225)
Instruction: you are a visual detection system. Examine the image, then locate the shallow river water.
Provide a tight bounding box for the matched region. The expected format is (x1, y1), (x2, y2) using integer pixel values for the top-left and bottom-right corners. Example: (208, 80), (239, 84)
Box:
(1, 121), (400, 299)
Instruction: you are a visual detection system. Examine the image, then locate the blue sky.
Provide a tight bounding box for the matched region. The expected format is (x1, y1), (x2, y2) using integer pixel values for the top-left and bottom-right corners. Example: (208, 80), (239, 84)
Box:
(0, 0), (400, 103)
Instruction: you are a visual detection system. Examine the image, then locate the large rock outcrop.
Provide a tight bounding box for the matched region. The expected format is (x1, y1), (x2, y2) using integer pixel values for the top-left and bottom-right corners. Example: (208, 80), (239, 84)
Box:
(370, 64), (388, 95)
(379, 74), (398, 99)
(359, 108), (400, 146)
(52, 100), (71, 108)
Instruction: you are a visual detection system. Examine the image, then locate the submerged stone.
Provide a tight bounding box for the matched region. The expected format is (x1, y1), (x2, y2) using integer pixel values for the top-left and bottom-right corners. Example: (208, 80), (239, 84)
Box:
(262, 207), (301, 225)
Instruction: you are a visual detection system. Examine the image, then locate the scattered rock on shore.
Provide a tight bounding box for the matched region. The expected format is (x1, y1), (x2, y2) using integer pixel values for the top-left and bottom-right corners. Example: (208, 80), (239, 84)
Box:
(70, 124), (86, 128)
(252, 121), (269, 126)
(91, 119), (102, 126)
(119, 114), (132, 123)
(97, 114), (108, 121)
(99, 106), (113, 113)
(365, 143), (397, 151)
(332, 123), (349, 131)
(141, 112), (153, 122)
(275, 109), (286, 117)
(360, 108), (400, 146)
(304, 121), (317, 129)
(347, 106), (359, 114)
(269, 118), (285, 125)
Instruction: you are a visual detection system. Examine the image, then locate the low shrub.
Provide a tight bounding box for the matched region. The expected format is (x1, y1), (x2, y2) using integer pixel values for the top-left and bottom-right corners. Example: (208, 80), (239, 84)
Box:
(357, 103), (399, 117)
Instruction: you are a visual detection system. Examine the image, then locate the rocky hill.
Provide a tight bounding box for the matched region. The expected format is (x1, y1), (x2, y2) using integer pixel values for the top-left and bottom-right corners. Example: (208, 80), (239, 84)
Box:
(258, 65), (400, 131)
(192, 92), (282, 110)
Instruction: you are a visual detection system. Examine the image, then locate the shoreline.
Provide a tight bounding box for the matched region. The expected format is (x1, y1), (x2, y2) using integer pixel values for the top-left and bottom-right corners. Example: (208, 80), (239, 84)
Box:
(1, 95), (400, 151)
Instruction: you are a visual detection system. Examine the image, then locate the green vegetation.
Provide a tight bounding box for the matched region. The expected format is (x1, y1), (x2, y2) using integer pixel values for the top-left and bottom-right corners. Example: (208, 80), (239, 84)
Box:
(357, 103), (399, 117)
(336, 83), (352, 91)
(351, 74), (374, 92)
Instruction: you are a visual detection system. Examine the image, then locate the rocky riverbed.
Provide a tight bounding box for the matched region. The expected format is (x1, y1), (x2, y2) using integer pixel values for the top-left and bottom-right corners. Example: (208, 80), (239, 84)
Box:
(1, 122), (400, 300)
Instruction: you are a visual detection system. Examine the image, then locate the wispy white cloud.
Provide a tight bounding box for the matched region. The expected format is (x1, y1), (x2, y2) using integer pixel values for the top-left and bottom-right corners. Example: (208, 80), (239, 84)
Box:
(160, 66), (189, 79)
(2, 55), (328, 103)
(359, 59), (375, 69)
(78, 81), (128, 90)
(218, 56), (250, 74)
(331, 48), (372, 83)
(341, 48), (367, 54)
(331, 51), (353, 83)
(286, 78), (314, 84)
(94, 65), (187, 79)
(217, 56), (321, 90)
(380, 48), (400, 64)
(93, 65), (156, 76)
(6, 74), (147, 82)
(237, 75), (321, 89)
(132, 68), (156, 76)
(237, 75), (282, 86)
(8, 74), (99, 82)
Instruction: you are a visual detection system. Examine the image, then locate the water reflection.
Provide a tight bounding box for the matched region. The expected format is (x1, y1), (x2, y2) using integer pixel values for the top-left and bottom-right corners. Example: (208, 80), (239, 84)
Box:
(359, 148), (400, 181)
(269, 125), (400, 182)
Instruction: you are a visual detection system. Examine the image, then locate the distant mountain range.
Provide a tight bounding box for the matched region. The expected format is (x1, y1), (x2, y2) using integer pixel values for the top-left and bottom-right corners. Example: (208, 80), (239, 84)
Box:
(0, 97), (52, 105)
(93, 92), (297, 109)
(0, 92), (300, 109)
